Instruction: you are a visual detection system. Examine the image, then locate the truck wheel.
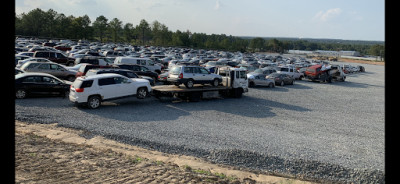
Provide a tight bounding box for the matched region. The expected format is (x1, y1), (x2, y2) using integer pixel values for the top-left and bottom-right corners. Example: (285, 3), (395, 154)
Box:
(87, 95), (101, 109)
(233, 88), (243, 98)
(137, 87), (148, 99)
(185, 79), (194, 88)
(212, 78), (219, 86)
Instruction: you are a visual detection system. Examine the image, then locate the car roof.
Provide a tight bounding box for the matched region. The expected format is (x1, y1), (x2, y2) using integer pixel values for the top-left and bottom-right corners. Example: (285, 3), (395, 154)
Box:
(308, 64), (322, 69)
(80, 73), (126, 80)
(88, 68), (131, 72)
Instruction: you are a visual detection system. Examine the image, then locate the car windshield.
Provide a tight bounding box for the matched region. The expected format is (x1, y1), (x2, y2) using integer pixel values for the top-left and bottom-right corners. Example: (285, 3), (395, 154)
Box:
(279, 68), (289, 72)
(170, 66), (181, 75)
(253, 69), (263, 73)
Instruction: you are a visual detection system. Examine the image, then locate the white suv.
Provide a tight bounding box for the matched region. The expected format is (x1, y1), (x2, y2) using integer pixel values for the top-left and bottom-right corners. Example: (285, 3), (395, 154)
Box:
(167, 65), (222, 88)
(69, 73), (152, 109)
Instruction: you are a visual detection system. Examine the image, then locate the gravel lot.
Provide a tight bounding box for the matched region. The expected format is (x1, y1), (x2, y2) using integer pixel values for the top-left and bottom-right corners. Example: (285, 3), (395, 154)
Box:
(15, 61), (385, 183)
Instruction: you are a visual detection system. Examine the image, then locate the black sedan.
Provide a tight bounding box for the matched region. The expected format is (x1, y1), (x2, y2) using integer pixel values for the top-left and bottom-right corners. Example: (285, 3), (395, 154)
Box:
(266, 73), (294, 86)
(114, 64), (159, 81)
(15, 72), (70, 99)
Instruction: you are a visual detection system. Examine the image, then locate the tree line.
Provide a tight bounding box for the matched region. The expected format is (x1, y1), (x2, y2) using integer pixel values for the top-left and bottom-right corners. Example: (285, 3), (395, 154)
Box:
(15, 8), (384, 57)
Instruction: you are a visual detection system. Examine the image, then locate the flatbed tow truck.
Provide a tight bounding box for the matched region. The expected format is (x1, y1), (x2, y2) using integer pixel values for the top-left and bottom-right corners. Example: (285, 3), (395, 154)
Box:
(152, 67), (249, 102)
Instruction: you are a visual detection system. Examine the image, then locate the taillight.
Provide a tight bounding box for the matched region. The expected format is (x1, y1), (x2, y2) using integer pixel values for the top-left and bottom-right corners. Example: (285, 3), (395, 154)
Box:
(275, 78), (279, 81)
(179, 73), (183, 79)
(75, 88), (84, 92)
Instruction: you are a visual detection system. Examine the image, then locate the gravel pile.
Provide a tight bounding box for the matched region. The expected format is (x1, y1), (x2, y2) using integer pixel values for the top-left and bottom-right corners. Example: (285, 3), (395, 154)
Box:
(15, 62), (385, 183)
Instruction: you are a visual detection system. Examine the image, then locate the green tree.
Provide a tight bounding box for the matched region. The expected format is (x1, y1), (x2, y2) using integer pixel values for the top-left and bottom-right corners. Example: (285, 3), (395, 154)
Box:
(92, 15), (108, 42)
(108, 18), (123, 43)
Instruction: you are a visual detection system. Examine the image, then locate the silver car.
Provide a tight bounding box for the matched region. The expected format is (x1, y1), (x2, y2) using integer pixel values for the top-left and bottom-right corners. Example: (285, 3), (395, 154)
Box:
(247, 68), (276, 88)
(20, 61), (77, 81)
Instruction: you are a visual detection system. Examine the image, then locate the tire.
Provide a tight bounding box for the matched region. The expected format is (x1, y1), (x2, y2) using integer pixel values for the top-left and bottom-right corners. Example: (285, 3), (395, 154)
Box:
(87, 95), (101, 109)
(184, 79), (194, 88)
(249, 81), (255, 87)
(233, 88), (243, 98)
(212, 78), (219, 87)
(269, 83), (275, 88)
(137, 87), (148, 99)
(16, 89), (27, 99)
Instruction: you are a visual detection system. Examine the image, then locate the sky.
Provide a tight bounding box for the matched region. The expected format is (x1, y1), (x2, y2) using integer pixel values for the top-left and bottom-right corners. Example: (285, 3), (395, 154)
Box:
(15, 0), (385, 41)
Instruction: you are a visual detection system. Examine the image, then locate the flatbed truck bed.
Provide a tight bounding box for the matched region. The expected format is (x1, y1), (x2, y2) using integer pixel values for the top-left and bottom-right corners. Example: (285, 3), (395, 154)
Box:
(152, 84), (246, 101)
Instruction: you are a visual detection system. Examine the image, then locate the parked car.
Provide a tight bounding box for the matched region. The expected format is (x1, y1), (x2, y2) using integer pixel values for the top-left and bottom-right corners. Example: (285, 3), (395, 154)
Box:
(247, 75), (275, 88)
(15, 68), (25, 75)
(16, 58), (53, 68)
(266, 73), (294, 86)
(69, 73), (152, 109)
(20, 61), (77, 81)
(167, 65), (222, 88)
(74, 56), (109, 66)
(85, 68), (155, 86)
(15, 72), (70, 99)
(113, 57), (162, 74)
(33, 51), (75, 66)
(75, 64), (117, 78)
(114, 64), (159, 82)
(15, 54), (31, 66)
(54, 45), (71, 52)
(158, 72), (169, 84)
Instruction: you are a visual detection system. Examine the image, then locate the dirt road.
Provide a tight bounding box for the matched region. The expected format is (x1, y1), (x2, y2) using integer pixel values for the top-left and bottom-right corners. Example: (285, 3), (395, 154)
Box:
(15, 121), (313, 184)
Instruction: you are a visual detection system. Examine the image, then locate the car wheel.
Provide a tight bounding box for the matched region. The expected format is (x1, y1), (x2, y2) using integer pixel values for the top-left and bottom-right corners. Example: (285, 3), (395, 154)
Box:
(137, 87), (148, 99)
(16, 89), (27, 99)
(185, 79), (194, 88)
(87, 96), (101, 109)
(212, 78), (219, 87)
(269, 83), (274, 88)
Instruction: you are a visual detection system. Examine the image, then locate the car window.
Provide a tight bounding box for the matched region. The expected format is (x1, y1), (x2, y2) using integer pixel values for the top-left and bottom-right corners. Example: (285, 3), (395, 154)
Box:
(49, 52), (56, 58)
(140, 66), (149, 72)
(35, 52), (48, 57)
(50, 64), (62, 70)
(126, 71), (138, 78)
(42, 76), (59, 84)
(113, 77), (124, 84)
(81, 80), (93, 88)
(170, 67), (181, 75)
(140, 60), (146, 65)
(56, 53), (65, 58)
(184, 67), (193, 73)
(98, 77), (116, 86)
(22, 76), (41, 83)
(199, 68), (209, 74)
(239, 71), (246, 79)
(38, 64), (50, 70)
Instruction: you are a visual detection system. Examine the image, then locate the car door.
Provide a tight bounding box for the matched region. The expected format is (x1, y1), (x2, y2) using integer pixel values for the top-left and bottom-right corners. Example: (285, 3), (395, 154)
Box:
(42, 76), (64, 95)
(36, 63), (51, 74)
(20, 76), (45, 95)
(98, 77), (118, 99)
(198, 67), (211, 82)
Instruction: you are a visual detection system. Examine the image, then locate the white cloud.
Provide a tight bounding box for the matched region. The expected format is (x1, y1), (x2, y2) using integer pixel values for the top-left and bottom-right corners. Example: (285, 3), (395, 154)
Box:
(313, 8), (342, 22)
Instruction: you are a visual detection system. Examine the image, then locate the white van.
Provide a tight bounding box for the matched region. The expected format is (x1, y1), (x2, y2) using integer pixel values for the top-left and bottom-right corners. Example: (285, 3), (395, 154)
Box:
(114, 57), (162, 74)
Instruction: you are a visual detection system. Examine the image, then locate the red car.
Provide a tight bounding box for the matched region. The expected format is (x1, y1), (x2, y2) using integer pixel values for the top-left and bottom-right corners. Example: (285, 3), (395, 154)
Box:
(54, 45), (72, 52)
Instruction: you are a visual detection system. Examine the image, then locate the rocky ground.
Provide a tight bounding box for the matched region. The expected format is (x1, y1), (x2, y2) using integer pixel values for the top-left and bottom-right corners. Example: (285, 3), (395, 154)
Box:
(15, 121), (312, 184)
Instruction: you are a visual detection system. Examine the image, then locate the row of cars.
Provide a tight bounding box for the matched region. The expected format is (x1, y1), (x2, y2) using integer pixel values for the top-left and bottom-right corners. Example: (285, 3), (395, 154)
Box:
(15, 37), (365, 109)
